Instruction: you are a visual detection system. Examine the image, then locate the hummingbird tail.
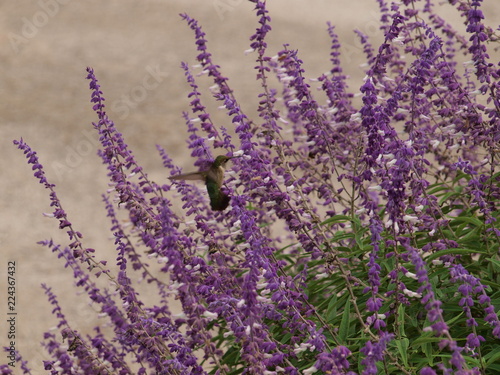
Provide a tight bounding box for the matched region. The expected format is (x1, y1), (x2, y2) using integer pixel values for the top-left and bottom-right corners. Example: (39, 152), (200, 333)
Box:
(210, 192), (230, 211)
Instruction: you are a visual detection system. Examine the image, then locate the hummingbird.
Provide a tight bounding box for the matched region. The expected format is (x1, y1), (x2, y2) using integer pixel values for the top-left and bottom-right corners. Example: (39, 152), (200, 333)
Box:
(169, 155), (235, 211)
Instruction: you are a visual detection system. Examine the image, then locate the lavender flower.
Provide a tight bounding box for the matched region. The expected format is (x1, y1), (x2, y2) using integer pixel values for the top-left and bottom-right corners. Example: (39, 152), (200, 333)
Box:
(360, 332), (393, 375)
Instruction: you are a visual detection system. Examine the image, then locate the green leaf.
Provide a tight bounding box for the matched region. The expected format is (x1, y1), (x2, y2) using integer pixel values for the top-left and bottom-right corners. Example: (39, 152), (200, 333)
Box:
(279, 332), (293, 345)
(220, 344), (241, 370)
(338, 298), (351, 344)
(394, 338), (409, 367)
(397, 304), (406, 337)
(319, 214), (352, 226)
(486, 258), (500, 272)
(427, 183), (449, 195)
(456, 226), (482, 244)
(438, 191), (464, 206)
(326, 294), (338, 323)
(412, 334), (441, 346)
(331, 232), (355, 243)
(449, 216), (484, 227)
(424, 248), (486, 263)
(484, 345), (500, 369)
(354, 230), (368, 250)
(444, 311), (464, 327)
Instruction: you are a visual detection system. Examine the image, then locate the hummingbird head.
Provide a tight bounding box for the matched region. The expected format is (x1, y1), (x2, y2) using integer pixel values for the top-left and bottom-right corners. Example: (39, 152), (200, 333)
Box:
(213, 155), (233, 168)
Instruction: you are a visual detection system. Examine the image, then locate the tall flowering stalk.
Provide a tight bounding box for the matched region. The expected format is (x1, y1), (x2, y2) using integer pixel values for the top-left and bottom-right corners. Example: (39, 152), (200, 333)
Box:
(5, 0), (500, 374)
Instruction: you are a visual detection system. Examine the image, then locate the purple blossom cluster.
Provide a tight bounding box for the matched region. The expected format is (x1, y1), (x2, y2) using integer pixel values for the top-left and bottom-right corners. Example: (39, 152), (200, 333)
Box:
(5, 0), (500, 374)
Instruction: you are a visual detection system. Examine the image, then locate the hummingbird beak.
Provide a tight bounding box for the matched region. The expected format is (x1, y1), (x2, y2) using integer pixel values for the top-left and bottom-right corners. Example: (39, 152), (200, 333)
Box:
(229, 151), (244, 159)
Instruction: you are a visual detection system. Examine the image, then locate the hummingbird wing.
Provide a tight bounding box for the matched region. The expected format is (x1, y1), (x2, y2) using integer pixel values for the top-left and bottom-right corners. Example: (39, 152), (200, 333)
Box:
(169, 171), (206, 181)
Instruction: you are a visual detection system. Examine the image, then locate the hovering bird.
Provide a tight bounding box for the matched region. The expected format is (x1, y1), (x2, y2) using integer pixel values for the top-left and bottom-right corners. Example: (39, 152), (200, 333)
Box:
(169, 155), (235, 211)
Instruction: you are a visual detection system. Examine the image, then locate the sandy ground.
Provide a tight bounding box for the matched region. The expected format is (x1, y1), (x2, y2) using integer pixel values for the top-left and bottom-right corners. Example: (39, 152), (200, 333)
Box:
(1, 0), (498, 372)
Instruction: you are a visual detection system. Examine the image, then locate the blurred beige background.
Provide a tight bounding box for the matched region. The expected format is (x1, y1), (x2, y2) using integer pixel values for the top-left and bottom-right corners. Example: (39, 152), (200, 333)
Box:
(1, 0), (498, 371)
